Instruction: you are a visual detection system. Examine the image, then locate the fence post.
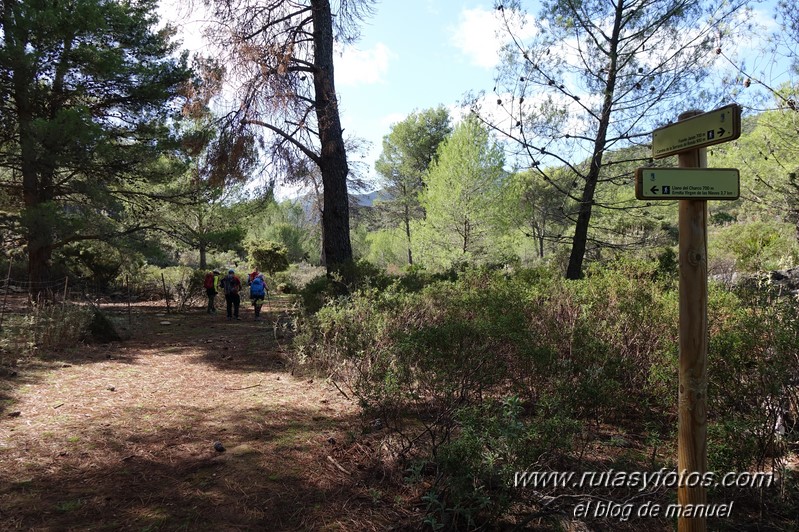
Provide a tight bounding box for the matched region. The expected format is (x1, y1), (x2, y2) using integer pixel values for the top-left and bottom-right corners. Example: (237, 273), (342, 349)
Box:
(0, 260), (11, 330)
(161, 272), (170, 313)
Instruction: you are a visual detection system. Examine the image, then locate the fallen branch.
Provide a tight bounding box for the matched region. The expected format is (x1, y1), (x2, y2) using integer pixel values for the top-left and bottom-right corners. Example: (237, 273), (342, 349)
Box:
(224, 382), (262, 391)
(329, 379), (350, 400)
(326, 455), (351, 475)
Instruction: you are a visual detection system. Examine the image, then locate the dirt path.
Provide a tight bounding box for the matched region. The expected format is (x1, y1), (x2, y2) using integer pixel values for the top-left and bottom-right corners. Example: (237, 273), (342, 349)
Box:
(0, 301), (403, 531)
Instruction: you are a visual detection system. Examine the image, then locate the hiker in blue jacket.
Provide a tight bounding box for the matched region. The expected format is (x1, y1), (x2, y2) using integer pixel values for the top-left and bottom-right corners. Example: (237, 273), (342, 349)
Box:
(249, 273), (267, 320)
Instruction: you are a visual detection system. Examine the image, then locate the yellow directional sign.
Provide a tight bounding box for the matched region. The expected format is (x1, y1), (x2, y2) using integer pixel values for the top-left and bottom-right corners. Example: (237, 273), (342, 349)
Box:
(651, 104), (741, 159)
(635, 167), (740, 200)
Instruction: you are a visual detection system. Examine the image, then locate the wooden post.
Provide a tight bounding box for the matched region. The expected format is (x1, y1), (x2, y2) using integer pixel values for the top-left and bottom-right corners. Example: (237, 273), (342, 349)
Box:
(0, 260), (12, 330)
(161, 272), (170, 314)
(62, 276), (69, 302)
(126, 275), (132, 326)
(677, 110), (708, 532)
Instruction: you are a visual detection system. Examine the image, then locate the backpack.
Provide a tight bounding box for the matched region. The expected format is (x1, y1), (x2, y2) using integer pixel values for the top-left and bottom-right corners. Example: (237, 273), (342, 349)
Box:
(221, 275), (241, 295)
(203, 272), (215, 289)
(250, 277), (265, 298)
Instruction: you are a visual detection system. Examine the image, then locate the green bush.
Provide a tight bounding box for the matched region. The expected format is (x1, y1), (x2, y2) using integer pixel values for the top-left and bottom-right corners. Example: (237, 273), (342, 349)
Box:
(272, 262), (326, 293)
(426, 397), (580, 529)
(129, 265), (205, 310)
(707, 286), (799, 473)
(709, 220), (799, 273)
(291, 259), (798, 526)
(246, 239), (289, 275)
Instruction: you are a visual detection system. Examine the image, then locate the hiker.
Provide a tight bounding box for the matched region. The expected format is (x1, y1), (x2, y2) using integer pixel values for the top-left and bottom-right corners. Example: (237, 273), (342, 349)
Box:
(247, 267), (260, 286)
(203, 269), (220, 314)
(219, 269), (242, 320)
(249, 273), (268, 320)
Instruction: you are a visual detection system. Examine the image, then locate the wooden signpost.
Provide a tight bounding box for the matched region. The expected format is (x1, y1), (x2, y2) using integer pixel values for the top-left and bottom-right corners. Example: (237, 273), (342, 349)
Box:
(639, 104), (741, 532)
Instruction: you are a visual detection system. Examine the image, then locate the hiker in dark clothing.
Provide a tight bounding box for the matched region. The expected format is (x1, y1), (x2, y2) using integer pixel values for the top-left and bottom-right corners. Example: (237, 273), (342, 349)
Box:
(219, 269), (242, 320)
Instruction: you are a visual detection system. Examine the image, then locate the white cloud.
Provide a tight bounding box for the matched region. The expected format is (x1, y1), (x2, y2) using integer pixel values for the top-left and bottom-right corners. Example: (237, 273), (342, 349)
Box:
(449, 7), (537, 69)
(336, 43), (393, 86)
(449, 8), (504, 69)
(379, 112), (409, 130)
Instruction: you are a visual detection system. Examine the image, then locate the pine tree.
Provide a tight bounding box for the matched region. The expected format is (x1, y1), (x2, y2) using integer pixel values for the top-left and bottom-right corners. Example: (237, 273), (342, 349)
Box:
(0, 0), (192, 295)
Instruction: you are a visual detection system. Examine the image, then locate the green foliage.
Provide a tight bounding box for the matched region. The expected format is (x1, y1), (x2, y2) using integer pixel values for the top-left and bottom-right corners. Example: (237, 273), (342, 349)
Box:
(709, 220), (799, 273)
(245, 199), (318, 264)
(363, 227), (408, 269)
(0, 0), (193, 285)
(246, 240), (289, 275)
(87, 308), (121, 343)
(374, 106), (452, 266)
(131, 265), (205, 310)
(429, 397), (580, 529)
(58, 241), (126, 291)
(707, 286), (799, 472)
(710, 101), (799, 224)
(417, 115), (508, 270)
(296, 259), (392, 314)
(262, 223), (312, 263)
(271, 262), (326, 294)
(504, 169), (571, 262)
(292, 257), (799, 526)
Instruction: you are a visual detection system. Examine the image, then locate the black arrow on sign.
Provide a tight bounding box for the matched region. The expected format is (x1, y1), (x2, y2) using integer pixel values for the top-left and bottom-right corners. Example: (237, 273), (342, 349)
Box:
(650, 186), (659, 194)
(717, 127), (726, 136)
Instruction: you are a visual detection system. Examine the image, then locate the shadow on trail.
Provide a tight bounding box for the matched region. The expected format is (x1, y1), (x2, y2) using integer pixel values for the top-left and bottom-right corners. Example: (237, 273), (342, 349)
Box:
(1, 302), (412, 530)
(0, 304), (294, 409)
(1, 404), (394, 531)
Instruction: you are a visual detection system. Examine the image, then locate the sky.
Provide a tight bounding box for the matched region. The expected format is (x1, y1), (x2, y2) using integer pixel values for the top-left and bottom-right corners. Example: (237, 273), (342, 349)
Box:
(333, 1), (508, 173)
(159, 0), (788, 197)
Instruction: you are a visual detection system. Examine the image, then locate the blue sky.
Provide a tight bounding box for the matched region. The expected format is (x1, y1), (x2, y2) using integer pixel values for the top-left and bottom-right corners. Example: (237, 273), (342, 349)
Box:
(334, 1), (504, 175)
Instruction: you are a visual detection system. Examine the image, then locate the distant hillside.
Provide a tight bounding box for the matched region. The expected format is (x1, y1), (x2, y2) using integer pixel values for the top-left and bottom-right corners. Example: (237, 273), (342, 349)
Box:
(351, 189), (383, 207)
(286, 188), (385, 219)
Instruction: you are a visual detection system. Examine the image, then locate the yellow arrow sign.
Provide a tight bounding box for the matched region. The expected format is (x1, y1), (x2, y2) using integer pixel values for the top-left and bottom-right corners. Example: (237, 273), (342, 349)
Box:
(635, 168), (740, 200)
(651, 104), (741, 159)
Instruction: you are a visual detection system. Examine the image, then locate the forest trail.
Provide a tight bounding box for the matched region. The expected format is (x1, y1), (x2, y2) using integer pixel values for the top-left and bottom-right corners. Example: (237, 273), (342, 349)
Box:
(0, 300), (396, 531)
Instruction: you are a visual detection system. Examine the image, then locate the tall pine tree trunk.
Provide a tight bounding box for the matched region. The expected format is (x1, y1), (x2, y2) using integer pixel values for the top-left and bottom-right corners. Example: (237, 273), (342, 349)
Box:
(565, 0), (622, 280)
(14, 59), (52, 297)
(404, 203), (413, 265)
(312, 0), (352, 274)
(199, 242), (207, 270)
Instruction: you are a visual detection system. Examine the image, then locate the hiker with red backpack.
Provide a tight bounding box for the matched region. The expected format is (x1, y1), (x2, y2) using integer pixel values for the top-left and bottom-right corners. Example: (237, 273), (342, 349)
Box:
(203, 269), (220, 314)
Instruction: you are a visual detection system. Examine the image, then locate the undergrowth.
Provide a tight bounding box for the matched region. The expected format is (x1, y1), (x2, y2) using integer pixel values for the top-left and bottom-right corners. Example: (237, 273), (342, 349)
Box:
(291, 259), (799, 529)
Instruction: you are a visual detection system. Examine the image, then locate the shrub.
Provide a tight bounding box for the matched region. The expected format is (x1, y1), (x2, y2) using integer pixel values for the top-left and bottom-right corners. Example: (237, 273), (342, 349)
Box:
(426, 397), (580, 529)
(0, 303), (95, 361)
(707, 286), (799, 474)
(291, 259), (798, 526)
(129, 266), (205, 310)
(246, 239), (289, 275)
